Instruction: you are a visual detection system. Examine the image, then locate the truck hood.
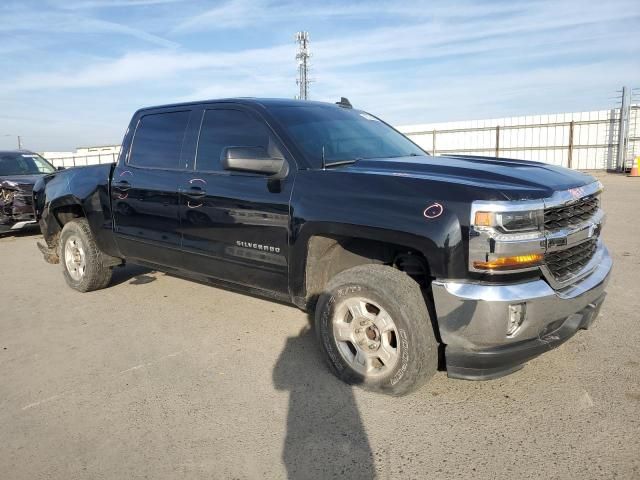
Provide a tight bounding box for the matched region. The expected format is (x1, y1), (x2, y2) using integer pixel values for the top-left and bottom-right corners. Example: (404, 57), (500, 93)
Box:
(350, 155), (596, 200)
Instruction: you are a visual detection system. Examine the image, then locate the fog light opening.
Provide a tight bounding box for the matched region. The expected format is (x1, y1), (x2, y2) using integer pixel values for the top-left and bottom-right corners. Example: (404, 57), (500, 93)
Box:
(507, 303), (526, 336)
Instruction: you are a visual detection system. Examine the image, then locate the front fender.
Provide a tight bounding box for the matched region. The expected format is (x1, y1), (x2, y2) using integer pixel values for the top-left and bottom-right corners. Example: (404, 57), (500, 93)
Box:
(288, 170), (470, 299)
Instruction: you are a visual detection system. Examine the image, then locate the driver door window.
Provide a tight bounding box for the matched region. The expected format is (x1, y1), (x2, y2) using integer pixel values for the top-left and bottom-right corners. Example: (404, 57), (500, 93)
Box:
(195, 109), (280, 172)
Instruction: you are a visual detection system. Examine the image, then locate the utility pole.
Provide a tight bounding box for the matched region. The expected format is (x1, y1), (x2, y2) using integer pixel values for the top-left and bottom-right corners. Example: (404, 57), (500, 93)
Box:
(295, 31), (311, 100)
(1, 134), (22, 149)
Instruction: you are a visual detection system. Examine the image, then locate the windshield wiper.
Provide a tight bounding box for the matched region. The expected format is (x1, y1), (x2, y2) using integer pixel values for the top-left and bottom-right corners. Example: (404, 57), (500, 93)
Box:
(323, 159), (358, 169)
(320, 145), (359, 169)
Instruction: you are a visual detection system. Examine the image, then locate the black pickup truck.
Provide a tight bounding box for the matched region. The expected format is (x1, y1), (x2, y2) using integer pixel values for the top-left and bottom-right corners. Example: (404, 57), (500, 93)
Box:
(33, 98), (611, 395)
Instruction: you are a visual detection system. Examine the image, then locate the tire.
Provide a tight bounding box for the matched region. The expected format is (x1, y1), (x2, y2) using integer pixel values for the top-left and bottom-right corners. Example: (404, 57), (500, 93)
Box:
(59, 218), (113, 292)
(315, 264), (438, 396)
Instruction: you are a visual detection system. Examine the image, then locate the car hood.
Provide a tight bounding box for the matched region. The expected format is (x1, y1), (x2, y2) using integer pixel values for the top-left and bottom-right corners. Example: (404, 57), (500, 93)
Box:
(349, 155), (596, 200)
(0, 174), (42, 190)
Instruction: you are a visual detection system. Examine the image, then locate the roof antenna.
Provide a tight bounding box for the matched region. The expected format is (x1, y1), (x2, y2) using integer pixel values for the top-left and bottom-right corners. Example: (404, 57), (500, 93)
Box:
(336, 97), (352, 109)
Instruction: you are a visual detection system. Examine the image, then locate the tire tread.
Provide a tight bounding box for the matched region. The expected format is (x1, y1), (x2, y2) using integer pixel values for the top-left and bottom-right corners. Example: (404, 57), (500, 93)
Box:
(60, 218), (112, 292)
(315, 264), (438, 396)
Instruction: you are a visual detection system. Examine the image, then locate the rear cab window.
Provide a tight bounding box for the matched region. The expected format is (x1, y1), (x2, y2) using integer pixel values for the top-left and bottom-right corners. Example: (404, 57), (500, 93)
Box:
(128, 110), (191, 169)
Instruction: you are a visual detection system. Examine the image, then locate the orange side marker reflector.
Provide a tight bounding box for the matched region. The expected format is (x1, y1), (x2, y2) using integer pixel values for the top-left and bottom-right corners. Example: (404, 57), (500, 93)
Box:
(474, 211), (492, 227)
(474, 253), (543, 270)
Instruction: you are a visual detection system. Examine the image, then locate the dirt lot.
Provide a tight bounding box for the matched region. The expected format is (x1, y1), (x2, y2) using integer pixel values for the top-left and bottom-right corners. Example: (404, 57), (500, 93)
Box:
(1, 173), (638, 479)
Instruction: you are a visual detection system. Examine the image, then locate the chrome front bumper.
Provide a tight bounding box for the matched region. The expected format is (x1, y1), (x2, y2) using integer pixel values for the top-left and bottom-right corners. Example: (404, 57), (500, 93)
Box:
(432, 245), (612, 379)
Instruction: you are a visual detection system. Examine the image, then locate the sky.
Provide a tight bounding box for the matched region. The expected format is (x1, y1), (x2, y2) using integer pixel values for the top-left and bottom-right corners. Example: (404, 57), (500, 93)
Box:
(1, 0), (639, 152)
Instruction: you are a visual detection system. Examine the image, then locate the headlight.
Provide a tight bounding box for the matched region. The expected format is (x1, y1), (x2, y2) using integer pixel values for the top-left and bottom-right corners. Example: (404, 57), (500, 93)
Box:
(474, 209), (543, 233)
(470, 200), (546, 273)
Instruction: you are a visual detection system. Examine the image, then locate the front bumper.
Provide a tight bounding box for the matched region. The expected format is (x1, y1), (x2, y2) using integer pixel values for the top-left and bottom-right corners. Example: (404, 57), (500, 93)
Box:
(432, 245), (612, 380)
(1, 190), (36, 233)
(0, 219), (37, 234)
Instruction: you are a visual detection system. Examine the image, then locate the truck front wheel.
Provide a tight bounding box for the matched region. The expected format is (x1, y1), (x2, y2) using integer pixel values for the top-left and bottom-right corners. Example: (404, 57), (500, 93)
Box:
(315, 264), (438, 396)
(60, 219), (113, 292)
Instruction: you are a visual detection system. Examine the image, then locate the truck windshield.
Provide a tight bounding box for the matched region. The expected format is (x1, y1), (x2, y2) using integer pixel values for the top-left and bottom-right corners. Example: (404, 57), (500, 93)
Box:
(0, 152), (56, 176)
(270, 105), (427, 167)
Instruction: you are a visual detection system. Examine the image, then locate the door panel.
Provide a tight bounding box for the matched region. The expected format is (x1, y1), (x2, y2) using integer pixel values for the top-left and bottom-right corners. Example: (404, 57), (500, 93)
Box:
(180, 174), (292, 293)
(112, 166), (189, 266)
(111, 109), (193, 267)
(179, 106), (293, 294)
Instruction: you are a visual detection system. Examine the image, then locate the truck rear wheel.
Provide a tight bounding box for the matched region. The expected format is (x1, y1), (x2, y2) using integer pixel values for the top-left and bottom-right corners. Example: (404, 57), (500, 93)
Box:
(60, 219), (113, 292)
(315, 264), (438, 396)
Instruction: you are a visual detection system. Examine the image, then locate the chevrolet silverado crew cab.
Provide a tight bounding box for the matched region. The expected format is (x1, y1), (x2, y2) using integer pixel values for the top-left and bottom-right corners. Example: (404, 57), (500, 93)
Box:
(33, 98), (612, 395)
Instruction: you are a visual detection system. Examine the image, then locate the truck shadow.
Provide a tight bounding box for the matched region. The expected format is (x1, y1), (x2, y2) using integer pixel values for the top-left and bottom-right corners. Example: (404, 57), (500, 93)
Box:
(109, 264), (157, 286)
(273, 317), (376, 479)
(0, 227), (41, 240)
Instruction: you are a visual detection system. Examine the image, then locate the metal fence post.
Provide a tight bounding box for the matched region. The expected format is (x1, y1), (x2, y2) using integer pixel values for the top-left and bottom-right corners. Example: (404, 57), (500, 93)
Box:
(616, 86), (629, 171)
(432, 130), (437, 155)
(568, 121), (574, 169)
(495, 125), (500, 157)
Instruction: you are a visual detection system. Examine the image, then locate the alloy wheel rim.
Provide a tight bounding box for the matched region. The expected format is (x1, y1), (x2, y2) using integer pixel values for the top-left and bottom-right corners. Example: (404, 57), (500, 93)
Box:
(332, 296), (400, 378)
(64, 236), (86, 281)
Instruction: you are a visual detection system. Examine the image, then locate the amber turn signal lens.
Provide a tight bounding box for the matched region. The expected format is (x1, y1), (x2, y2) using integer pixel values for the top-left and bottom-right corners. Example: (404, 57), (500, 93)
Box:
(474, 211), (492, 227)
(473, 253), (543, 270)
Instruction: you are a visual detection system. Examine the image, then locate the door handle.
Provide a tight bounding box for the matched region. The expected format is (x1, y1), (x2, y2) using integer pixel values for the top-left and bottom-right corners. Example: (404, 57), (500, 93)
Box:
(183, 186), (206, 199)
(113, 180), (131, 192)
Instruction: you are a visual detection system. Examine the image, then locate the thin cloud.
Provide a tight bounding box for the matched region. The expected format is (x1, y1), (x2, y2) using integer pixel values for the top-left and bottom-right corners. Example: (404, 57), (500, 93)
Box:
(173, 0), (526, 32)
(8, 5), (636, 93)
(64, 0), (186, 8)
(5, 45), (292, 92)
(0, 4), (179, 48)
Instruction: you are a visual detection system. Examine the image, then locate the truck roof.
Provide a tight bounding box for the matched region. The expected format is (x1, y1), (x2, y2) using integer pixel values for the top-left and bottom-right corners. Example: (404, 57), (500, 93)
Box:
(0, 149), (37, 155)
(135, 97), (345, 114)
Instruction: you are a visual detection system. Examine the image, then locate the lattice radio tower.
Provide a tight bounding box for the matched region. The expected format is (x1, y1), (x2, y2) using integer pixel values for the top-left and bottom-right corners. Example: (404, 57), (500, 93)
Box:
(295, 31), (311, 100)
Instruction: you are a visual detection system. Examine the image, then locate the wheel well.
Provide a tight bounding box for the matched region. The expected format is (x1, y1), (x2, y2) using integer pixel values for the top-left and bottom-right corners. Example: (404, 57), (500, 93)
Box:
(54, 204), (85, 227)
(304, 235), (431, 306)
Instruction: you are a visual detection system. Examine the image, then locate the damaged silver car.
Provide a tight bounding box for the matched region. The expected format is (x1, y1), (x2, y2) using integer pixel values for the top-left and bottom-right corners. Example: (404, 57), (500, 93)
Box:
(0, 150), (57, 234)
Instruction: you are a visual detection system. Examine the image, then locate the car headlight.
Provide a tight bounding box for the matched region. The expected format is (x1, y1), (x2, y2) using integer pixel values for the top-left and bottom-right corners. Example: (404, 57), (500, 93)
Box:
(470, 200), (546, 272)
(474, 209), (543, 233)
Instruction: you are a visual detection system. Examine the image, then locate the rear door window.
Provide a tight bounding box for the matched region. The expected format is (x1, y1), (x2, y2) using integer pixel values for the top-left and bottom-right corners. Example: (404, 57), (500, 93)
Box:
(129, 111), (191, 169)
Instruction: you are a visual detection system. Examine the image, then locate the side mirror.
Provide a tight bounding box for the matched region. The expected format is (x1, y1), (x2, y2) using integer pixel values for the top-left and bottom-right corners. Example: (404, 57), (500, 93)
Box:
(222, 147), (287, 177)
(56, 166), (65, 171)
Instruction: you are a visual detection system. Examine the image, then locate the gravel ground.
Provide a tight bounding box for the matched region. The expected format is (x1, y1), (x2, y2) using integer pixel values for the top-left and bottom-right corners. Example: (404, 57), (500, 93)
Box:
(0, 173), (638, 480)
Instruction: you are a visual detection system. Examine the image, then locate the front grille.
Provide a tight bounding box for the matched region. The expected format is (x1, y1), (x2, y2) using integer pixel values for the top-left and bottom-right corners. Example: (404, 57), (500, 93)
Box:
(544, 196), (599, 230)
(545, 238), (598, 282)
